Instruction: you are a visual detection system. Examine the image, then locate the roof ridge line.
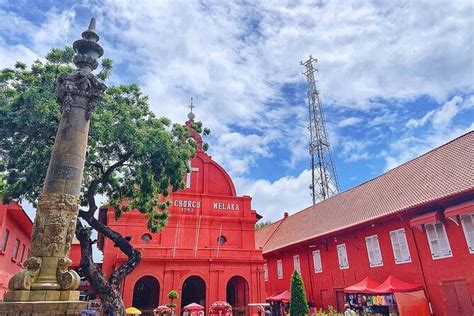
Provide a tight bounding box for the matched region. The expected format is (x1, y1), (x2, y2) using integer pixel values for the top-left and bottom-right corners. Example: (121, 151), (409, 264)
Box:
(262, 217), (287, 249)
(283, 129), (474, 219)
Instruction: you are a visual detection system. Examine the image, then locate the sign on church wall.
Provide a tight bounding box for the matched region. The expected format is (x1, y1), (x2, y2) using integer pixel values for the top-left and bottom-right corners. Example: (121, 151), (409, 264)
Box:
(170, 196), (244, 216)
(173, 199), (201, 213)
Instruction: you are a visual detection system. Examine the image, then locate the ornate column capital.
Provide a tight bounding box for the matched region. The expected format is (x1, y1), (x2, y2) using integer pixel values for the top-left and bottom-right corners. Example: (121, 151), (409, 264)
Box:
(56, 17), (107, 119)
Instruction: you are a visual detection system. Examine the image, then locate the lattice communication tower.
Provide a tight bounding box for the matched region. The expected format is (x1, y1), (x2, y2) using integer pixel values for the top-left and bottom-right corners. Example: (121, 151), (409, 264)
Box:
(301, 56), (339, 204)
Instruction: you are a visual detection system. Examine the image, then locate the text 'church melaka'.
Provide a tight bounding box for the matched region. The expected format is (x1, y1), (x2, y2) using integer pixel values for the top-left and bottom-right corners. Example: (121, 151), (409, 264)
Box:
(97, 111), (265, 314)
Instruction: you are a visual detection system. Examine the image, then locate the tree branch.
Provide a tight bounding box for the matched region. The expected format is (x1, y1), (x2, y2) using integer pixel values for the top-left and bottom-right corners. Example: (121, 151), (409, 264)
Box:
(80, 213), (141, 288)
(75, 219), (112, 298)
(86, 152), (133, 215)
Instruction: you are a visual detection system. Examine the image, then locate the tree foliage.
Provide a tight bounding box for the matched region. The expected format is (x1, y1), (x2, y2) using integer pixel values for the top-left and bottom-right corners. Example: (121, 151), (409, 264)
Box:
(255, 220), (272, 230)
(290, 270), (309, 316)
(0, 47), (205, 315)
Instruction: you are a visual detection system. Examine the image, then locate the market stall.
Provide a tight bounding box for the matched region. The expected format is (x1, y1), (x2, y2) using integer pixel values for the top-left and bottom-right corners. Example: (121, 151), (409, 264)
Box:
(182, 303), (205, 316)
(266, 290), (290, 303)
(154, 305), (173, 315)
(372, 276), (429, 316)
(125, 307), (142, 315)
(266, 290), (290, 316)
(247, 303), (270, 316)
(344, 276), (429, 316)
(209, 301), (232, 316)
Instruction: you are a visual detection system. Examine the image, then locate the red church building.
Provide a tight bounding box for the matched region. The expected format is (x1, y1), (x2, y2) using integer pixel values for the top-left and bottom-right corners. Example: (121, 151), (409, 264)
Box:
(257, 131), (474, 315)
(98, 112), (265, 314)
(0, 203), (32, 299)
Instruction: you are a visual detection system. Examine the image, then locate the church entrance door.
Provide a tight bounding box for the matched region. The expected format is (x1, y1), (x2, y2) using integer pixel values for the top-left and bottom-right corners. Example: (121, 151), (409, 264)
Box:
(181, 275), (206, 309)
(226, 276), (249, 314)
(132, 276), (160, 314)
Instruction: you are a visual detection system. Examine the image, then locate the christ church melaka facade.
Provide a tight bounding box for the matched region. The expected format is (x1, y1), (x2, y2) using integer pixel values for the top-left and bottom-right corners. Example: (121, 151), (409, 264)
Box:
(97, 113), (265, 314)
(256, 131), (474, 316)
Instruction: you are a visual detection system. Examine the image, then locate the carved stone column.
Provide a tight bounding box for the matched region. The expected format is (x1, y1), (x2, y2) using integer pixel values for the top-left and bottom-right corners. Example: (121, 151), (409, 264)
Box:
(2, 18), (106, 305)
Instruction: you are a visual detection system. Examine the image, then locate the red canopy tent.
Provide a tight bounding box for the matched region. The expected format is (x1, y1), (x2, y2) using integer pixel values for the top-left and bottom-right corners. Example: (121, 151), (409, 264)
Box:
(266, 290), (291, 303)
(265, 292), (278, 301)
(345, 276), (428, 316)
(371, 275), (423, 293)
(344, 276), (380, 293)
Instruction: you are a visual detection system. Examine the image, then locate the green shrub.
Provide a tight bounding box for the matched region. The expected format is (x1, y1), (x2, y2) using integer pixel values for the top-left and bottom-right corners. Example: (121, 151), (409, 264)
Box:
(289, 270), (309, 315)
(168, 290), (179, 300)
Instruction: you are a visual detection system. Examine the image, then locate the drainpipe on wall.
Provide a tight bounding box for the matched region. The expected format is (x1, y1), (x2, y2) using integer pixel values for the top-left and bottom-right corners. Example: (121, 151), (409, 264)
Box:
(305, 248), (315, 302)
(397, 213), (433, 314)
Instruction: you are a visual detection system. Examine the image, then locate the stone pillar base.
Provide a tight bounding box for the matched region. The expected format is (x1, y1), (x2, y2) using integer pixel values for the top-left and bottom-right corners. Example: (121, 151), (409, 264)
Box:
(3, 290), (80, 302)
(0, 300), (86, 316)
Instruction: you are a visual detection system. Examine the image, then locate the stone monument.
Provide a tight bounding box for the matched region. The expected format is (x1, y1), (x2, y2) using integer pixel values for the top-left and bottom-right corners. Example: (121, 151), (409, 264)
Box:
(0, 18), (107, 315)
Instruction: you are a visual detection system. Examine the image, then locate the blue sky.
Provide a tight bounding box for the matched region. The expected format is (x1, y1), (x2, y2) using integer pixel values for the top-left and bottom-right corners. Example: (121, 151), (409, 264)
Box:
(1, 0), (473, 222)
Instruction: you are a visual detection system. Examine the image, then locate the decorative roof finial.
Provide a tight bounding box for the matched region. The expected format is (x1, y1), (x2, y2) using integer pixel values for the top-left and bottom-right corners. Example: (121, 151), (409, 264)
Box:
(72, 18), (104, 70)
(187, 97), (196, 120)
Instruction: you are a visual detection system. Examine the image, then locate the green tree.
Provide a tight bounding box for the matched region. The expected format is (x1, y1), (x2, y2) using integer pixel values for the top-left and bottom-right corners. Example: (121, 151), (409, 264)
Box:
(0, 47), (206, 315)
(290, 270), (309, 316)
(166, 290), (179, 312)
(255, 220), (272, 230)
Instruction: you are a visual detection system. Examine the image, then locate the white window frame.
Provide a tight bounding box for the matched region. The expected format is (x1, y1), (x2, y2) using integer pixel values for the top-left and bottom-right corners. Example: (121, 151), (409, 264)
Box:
(389, 228), (412, 264)
(312, 250), (322, 273)
(293, 255), (301, 274)
(460, 213), (474, 254)
(425, 222), (453, 259)
(365, 235), (383, 267)
(277, 259), (283, 279)
(337, 243), (349, 270)
(263, 263), (268, 281)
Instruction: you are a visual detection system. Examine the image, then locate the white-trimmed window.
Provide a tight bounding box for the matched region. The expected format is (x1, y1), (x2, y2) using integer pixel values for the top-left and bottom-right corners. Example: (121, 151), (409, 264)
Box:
(293, 255), (301, 274)
(460, 213), (474, 254)
(0, 229), (9, 252)
(263, 263), (268, 281)
(389, 228), (412, 264)
(365, 235), (383, 267)
(312, 250), (322, 273)
(277, 259), (283, 279)
(337, 243), (349, 269)
(12, 238), (20, 260)
(425, 222), (452, 259)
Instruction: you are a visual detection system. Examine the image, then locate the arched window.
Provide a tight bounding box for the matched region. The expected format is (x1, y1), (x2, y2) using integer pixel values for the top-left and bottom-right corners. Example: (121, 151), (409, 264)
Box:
(141, 233), (152, 244)
(217, 235), (227, 244)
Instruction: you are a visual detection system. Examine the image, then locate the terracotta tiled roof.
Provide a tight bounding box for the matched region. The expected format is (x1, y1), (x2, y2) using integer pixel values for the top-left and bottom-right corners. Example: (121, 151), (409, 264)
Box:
(255, 219), (282, 249)
(257, 131), (474, 254)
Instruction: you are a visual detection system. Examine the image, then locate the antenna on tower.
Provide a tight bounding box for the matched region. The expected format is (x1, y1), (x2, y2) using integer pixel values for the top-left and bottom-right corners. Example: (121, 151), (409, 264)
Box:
(301, 56), (339, 204)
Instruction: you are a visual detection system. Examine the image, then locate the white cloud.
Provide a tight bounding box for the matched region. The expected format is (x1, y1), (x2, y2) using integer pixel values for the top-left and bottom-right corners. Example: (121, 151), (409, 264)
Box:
(33, 9), (76, 50)
(0, 39), (40, 68)
(338, 117), (363, 128)
(1, 1), (473, 223)
(235, 169), (313, 222)
(406, 110), (435, 128)
(384, 95), (474, 171)
(431, 96), (473, 128)
(406, 96), (474, 129)
(88, 0), (473, 176)
(340, 139), (371, 162)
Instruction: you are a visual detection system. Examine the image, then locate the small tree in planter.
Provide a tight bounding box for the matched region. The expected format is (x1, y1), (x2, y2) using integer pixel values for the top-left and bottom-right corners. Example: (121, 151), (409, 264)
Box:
(167, 290), (179, 315)
(290, 270), (309, 315)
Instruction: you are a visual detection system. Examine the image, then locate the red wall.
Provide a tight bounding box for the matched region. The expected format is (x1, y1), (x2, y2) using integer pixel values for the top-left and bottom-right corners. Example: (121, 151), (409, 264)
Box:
(263, 199), (474, 315)
(0, 203), (32, 299)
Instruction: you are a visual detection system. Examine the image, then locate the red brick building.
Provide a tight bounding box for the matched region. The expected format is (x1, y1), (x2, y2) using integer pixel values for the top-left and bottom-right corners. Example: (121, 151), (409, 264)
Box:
(257, 131), (474, 315)
(98, 114), (265, 314)
(0, 203), (32, 299)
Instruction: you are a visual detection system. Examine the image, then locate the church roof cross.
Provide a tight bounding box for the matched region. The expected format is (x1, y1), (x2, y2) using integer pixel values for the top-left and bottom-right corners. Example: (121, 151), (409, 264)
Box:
(185, 161), (199, 189)
(187, 97), (196, 121)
